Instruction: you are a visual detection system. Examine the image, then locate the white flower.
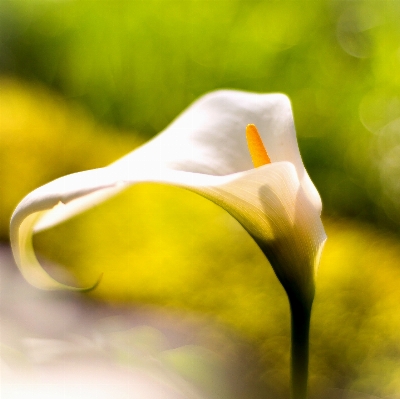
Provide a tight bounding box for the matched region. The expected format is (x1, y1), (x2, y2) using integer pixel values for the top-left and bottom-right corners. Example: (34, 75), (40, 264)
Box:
(10, 90), (326, 305)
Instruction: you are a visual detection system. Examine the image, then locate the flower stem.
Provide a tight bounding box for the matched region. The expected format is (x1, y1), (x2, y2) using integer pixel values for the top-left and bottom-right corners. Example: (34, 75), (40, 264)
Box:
(289, 297), (312, 399)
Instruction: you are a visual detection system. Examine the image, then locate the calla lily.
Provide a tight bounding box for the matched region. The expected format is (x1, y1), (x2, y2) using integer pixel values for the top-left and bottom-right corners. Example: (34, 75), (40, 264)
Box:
(10, 90), (326, 303)
(10, 89), (326, 398)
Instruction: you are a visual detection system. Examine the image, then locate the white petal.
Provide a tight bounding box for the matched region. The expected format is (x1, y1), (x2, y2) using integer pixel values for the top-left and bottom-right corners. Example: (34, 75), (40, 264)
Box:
(11, 162), (325, 295)
(9, 166), (217, 289)
(10, 89), (325, 292)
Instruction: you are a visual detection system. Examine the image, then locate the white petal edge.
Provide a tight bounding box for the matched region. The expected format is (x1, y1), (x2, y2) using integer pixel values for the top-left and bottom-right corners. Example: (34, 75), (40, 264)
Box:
(10, 162), (326, 293)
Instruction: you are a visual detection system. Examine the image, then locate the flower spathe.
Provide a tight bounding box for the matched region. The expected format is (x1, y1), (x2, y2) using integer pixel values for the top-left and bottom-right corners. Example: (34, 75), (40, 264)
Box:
(10, 90), (326, 304)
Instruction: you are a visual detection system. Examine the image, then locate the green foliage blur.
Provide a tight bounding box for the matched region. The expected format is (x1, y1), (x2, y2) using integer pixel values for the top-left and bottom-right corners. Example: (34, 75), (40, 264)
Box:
(1, 0), (400, 396)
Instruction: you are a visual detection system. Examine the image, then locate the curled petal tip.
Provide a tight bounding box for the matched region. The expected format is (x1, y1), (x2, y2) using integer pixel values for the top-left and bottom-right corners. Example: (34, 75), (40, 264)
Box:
(80, 273), (104, 293)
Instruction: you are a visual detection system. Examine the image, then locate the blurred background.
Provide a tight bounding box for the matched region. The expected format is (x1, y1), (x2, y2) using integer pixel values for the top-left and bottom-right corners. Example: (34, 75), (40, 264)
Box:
(1, 0), (400, 397)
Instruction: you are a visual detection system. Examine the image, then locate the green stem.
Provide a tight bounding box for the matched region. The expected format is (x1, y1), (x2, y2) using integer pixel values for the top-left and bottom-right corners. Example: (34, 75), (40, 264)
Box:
(289, 297), (312, 399)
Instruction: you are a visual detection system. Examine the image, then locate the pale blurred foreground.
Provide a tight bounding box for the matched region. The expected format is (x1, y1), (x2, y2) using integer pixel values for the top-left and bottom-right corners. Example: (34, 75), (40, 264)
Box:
(0, 245), (265, 399)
